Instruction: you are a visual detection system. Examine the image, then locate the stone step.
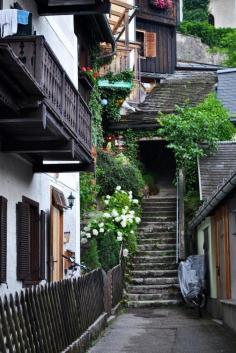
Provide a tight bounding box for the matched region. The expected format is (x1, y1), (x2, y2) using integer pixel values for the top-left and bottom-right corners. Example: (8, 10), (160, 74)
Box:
(142, 206), (176, 212)
(139, 231), (176, 239)
(137, 243), (176, 251)
(132, 262), (177, 271)
(142, 208), (176, 214)
(131, 277), (179, 285)
(130, 270), (177, 278)
(133, 256), (176, 264)
(138, 237), (176, 244)
(127, 292), (181, 301)
(141, 216), (176, 222)
(137, 250), (176, 257)
(127, 284), (180, 294)
(127, 299), (181, 308)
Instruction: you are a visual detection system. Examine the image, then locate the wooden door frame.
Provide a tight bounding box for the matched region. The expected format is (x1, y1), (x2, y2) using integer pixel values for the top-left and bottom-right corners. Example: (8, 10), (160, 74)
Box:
(50, 189), (64, 282)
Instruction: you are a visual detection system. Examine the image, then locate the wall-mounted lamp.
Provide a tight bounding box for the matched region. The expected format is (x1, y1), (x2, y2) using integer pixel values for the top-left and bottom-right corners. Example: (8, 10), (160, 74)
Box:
(67, 192), (76, 209)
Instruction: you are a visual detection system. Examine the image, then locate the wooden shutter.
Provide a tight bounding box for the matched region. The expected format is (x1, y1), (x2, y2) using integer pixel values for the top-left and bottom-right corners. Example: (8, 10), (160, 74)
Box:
(16, 202), (31, 281)
(145, 32), (157, 58)
(39, 210), (46, 280)
(0, 196), (7, 283)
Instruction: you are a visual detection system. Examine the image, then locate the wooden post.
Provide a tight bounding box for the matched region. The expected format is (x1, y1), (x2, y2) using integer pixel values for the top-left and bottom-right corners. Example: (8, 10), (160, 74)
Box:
(179, 168), (185, 260)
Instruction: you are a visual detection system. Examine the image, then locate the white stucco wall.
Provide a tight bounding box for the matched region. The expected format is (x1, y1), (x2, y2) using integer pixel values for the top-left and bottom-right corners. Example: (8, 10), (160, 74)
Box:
(197, 217), (217, 299)
(209, 0), (236, 28)
(0, 153), (80, 295)
(3, 0), (78, 87)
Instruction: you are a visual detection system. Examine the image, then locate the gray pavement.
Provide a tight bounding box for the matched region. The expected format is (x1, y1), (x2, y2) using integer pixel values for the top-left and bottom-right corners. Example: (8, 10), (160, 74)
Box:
(88, 307), (236, 353)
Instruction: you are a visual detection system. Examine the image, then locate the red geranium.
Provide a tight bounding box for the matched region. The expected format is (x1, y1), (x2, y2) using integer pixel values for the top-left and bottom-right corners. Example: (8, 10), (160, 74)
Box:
(152, 0), (173, 9)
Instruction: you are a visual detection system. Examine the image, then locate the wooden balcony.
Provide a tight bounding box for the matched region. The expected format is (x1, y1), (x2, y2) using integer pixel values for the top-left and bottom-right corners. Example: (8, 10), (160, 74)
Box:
(35, 0), (111, 15)
(0, 36), (93, 172)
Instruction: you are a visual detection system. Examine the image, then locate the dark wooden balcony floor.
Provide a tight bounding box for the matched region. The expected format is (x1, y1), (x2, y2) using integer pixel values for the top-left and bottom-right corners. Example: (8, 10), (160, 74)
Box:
(0, 36), (93, 172)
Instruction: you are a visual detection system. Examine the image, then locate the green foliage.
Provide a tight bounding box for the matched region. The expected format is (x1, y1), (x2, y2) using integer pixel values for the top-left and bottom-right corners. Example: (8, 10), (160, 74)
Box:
(158, 94), (235, 185)
(100, 70), (134, 121)
(184, 190), (201, 222)
(89, 82), (103, 147)
(81, 188), (141, 271)
(179, 21), (236, 48)
(81, 239), (101, 270)
(80, 173), (99, 218)
(183, 0), (209, 22)
(97, 231), (120, 271)
(220, 31), (236, 67)
(96, 151), (145, 198)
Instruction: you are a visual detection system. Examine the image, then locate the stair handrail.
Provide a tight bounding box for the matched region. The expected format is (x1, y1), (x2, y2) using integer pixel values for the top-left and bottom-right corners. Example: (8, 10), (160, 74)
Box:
(176, 168), (186, 262)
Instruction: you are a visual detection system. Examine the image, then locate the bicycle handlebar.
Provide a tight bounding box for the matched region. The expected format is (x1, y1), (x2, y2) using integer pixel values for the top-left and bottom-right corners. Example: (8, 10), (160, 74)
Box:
(62, 254), (89, 271)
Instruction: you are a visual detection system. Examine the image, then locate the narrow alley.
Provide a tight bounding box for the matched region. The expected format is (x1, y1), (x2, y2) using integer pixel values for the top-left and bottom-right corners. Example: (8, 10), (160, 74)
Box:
(88, 307), (236, 353)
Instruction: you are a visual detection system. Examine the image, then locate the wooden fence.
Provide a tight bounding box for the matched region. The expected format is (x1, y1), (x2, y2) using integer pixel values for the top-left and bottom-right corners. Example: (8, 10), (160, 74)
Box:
(0, 266), (123, 353)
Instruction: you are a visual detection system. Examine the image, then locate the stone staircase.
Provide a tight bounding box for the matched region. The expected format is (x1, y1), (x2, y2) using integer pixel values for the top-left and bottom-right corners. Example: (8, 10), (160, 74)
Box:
(127, 195), (181, 308)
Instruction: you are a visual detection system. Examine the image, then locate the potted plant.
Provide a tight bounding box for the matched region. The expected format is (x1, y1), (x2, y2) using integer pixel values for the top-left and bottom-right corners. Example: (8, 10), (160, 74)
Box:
(150, 0), (173, 9)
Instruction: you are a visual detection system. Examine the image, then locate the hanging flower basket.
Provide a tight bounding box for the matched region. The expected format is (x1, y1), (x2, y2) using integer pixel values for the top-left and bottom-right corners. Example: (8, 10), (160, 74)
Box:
(150, 0), (173, 9)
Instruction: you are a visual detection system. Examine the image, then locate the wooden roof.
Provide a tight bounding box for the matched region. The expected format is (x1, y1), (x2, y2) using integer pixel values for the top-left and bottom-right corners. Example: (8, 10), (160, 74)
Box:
(108, 0), (136, 40)
(198, 142), (236, 201)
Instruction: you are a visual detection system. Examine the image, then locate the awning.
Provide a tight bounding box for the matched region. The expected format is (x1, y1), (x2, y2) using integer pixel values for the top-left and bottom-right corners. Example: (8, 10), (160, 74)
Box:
(108, 0), (136, 41)
(98, 79), (132, 89)
(35, 0), (111, 15)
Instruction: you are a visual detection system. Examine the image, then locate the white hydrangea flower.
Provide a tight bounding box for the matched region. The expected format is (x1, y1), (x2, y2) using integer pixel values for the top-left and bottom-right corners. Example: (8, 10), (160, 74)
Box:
(116, 185), (121, 191)
(106, 195), (111, 199)
(130, 210), (135, 215)
(123, 248), (129, 257)
(122, 208), (127, 215)
(81, 237), (88, 244)
(92, 229), (99, 236)
(104, 212), (111, 218)
(84, 226), (90, 232)
(81, 231), (86, 236)
(121, 220), (127, 228)
(117, 231), (123, 237)
(99, 222), (104, 228)
(117, 235), (123, 242)
(130, 230), (134, 234)
(99, 228), (104, 233)
(115, 216), (121, 222)
(86, 233), (91, 238)
(104, 200), (109, 205)
(132, 199), (139, 204)
(111, 209), (119, 217)
(135, 217), (141, 224)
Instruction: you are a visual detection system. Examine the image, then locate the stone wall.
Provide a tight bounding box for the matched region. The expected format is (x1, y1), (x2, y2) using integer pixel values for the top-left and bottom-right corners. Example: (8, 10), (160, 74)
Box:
(177, 32), (224, 65)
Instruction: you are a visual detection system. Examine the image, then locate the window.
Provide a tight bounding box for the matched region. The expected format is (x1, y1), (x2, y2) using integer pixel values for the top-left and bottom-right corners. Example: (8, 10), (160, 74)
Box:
(0, 196), (7, 283)
(136, 30), (157, 58)
(16, 197), (46, 285)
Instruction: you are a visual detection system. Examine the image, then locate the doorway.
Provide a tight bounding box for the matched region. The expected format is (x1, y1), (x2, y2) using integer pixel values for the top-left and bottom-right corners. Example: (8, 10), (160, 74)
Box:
(139, 140), (176, 196)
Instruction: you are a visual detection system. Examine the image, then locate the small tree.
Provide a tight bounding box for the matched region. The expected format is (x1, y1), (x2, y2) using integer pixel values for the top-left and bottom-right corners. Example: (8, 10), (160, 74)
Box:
(158, 94), (235, 188)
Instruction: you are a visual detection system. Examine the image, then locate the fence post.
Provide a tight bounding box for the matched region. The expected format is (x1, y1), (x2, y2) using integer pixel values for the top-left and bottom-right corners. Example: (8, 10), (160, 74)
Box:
(102, 270), (112, 317)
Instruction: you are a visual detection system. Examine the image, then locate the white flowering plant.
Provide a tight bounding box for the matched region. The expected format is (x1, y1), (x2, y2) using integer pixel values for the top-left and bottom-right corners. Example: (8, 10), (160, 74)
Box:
(81, 186), (141, 258)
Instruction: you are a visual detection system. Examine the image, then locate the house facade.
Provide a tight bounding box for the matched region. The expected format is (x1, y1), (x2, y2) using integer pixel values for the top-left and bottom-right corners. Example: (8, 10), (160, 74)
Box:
(0, 0), (113, 293)
(209, 0), (236, 28)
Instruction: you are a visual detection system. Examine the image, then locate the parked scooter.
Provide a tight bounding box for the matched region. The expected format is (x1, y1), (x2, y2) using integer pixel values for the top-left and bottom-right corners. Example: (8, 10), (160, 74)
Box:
(178, 255), (207, 317)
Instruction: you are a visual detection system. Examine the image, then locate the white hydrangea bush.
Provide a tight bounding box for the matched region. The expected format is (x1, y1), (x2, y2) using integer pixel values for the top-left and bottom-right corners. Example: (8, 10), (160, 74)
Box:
(80, 186), (141, 256)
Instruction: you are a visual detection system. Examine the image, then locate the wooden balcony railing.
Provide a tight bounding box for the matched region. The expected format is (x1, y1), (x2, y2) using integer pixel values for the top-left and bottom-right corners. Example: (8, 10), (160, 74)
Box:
(1, 36), (92, 154)
(99, 48), (130, 76)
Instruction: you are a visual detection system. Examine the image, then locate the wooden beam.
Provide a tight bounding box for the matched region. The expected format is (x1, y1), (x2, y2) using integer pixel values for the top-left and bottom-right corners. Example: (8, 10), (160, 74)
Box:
(2, 140), (75, 156)
(110, 0), (133, 10)
(0, 118), (42, 124)
(34, 162), (95, 173)
(112, 10), (125, 34)
(111, 9), (123, 17)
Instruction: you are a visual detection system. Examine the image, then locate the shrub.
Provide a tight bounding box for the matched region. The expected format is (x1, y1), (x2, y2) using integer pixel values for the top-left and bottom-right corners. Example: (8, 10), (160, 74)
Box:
(81, 239), (101, 270)
(96, 151), (145, 198)
(81, 187), (141, 270)
(80, 173), (99, 218)
(158, 94), (235, 188)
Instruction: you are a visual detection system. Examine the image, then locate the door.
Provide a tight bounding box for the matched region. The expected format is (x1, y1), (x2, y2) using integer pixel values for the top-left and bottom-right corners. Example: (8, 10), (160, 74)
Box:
(215, 206), (231, 299)
(50, 205), (63, 282)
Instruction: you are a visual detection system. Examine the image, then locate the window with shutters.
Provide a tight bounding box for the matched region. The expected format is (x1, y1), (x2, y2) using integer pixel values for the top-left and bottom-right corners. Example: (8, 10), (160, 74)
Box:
(16, 197), (46, 286)
(136, 30), (157, 58)
(0, 196), (7, 283)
